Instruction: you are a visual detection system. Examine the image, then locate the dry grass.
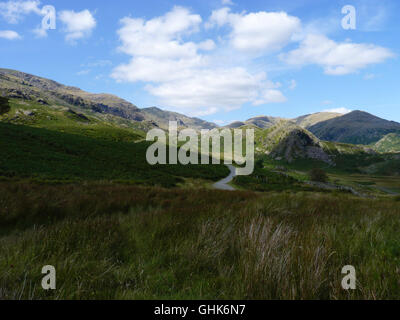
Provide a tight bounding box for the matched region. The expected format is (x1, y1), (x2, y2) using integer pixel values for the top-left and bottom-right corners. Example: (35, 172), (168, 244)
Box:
(1, 182), (400, 299)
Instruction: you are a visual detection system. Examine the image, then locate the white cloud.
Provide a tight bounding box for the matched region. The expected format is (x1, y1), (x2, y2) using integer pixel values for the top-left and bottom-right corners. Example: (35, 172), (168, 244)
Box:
(0, 0), (47, 37)
(146, 68), (272, 116)
(112, 6), (393, 116)
(321, 100), (333, 105)
(253, 89), (287, 106)
(115, 6), (202, 60)
(208, 8), (300, 53)
(32, 26), (47, 37)
(0, 29), (21, 39)
(0, 0), (41, 23)
(281, 34), (394, 75)
(322, 107), (352, 114)
(112, 6), (286, 116)
(59, 9), (96, 43)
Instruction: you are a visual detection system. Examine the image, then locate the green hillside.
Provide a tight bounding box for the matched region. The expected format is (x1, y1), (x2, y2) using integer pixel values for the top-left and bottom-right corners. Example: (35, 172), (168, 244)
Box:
(373, 133), (400, 153)
(0, 98), (228, 186)
(0, 122), (228, 186)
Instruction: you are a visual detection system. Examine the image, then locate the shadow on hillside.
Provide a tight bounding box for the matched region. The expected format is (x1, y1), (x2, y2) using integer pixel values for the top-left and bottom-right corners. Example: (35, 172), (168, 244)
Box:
(0, 97), (10, 115)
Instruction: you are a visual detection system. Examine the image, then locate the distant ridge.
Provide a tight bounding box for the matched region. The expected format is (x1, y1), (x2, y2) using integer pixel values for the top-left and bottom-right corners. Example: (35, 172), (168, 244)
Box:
(308, 110), (400, 145)
(141, 107), (217, 131)
(294, 112), (342, 128)
(225, 116), (282, 129)
(2, 68), (400, 148)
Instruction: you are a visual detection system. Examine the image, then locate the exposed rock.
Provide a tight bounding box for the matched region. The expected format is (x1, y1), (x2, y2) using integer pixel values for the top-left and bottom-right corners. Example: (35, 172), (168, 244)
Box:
(22, 110), (35, 116)
(261, 121), (333, 164)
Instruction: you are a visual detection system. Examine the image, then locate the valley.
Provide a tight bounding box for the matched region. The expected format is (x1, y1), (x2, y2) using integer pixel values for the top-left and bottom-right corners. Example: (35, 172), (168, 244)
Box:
(1, 69), (400, 300)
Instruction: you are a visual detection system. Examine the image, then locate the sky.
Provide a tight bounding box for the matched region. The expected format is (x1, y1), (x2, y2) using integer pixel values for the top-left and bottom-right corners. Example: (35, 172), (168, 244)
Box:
(0, 0), (399, 124)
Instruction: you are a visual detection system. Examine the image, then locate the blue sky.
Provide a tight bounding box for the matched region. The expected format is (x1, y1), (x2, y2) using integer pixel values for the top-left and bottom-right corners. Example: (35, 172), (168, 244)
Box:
(0, 0), (399, 124)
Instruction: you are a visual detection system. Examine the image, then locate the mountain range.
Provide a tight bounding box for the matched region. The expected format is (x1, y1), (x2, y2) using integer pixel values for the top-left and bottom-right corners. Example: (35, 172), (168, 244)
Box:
(1, 68), (400, 161)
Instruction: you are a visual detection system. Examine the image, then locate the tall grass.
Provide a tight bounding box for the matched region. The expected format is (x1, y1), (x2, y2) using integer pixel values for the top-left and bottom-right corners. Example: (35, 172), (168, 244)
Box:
(1, 182), (399, 299)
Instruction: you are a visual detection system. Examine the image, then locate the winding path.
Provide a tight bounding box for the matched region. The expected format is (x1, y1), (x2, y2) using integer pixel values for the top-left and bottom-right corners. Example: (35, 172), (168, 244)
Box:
(213, 164), (237, 191)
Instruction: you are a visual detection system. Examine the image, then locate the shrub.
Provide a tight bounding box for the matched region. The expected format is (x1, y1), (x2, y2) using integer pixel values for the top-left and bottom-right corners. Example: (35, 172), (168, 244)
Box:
(309, 168), (328, 183)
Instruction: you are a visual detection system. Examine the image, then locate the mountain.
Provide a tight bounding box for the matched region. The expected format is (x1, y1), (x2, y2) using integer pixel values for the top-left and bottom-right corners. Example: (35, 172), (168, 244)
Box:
(3, 68), (400, 153)
(0, 68), (145, 121)
(0, 68), (217, 131)
(245, 115), (284, 129)
(141, 107), (217, 131)
(294, 112), (342, 128)
(227, 113), (339, 130)
(226, 116), (283, 129)
(308, 110), (400, 145)
(373, 133), (400, 153)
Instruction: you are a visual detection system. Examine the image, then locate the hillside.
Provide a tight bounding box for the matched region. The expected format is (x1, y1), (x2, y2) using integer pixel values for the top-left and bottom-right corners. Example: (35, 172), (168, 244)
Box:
(308, 110), (400, 145)
(0, 68), (217, 131)
(0, 120), (228, 185)
(0, 95), (228, 185)
(0, 68), (145, 121)
(373, 133), (400, 153)
(254, 121), (332, 163)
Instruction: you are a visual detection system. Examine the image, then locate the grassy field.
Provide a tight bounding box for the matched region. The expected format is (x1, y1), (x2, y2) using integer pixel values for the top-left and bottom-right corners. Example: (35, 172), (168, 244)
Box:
(248, 155), (400, 196)
(1, 182), (400, 300)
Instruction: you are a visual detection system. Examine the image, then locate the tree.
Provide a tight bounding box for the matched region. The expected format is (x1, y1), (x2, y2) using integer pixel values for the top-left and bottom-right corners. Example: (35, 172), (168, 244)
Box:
(309, 168), (328, 183)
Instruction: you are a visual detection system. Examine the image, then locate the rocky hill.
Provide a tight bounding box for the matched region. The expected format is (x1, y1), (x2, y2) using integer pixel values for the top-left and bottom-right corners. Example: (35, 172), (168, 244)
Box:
(252, 119), (375, 164)
(0, 68), (217, 131)
(0, 68), (145, 121)
(258, 121), (333, 163)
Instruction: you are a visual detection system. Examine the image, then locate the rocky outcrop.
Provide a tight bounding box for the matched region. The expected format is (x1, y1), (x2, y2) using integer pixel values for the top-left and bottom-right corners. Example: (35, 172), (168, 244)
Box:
(259, 121), (333, 164)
